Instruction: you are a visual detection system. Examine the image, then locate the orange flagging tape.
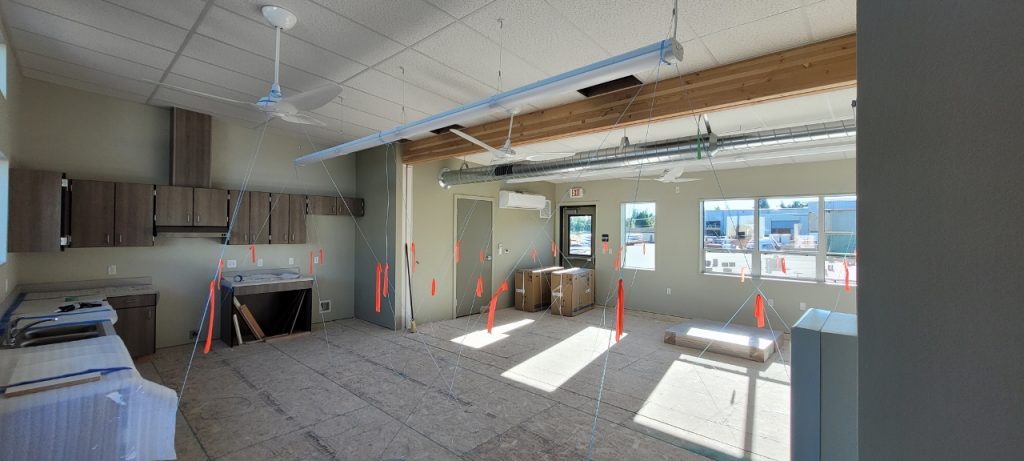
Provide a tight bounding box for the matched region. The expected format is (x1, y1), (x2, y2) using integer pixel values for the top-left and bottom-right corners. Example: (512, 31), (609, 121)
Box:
(249, 244), (256, 263)
(602, 241), (609, 254)
(375, 263), (382, 313)
(383, 263), (390, 298)
(217, 258), (224, 280)
(455, 240), (461, 264)
(843, 259), (851, 292)
(309, 250), (314, 275)
(475, 275), (484, 298)
(615, 247), (622, 271)
(431, 278), (437, 296)
(204, 279), (215, 354)
(531, 247), (537, 263)
(551, 242), (557, 258)
(754, 294), (766, 328)
(740, 266), (747, 283)
(410, 242), (416, 272)
(319, 247), (324, 265)
(479, 249), (484, 264)
(486, 280), (509, 333)
(615, 278), (624, 343)
(780, 257), (787, 274)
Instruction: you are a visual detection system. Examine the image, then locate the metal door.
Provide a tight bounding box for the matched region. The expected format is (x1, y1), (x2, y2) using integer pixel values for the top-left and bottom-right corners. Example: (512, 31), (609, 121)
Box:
(455, 198), (493, 318)
(561, 205), (596, 270)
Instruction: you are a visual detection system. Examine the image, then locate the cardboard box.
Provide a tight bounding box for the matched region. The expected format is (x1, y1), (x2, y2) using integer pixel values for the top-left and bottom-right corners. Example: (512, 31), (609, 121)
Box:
(514, 266), (563, 312)
(550, 268), (595, 316)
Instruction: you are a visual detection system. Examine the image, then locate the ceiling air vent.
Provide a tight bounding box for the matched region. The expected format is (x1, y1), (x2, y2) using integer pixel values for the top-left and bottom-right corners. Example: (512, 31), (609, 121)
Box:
(430, 124), (465, 135)
(577, 75), (643, 97)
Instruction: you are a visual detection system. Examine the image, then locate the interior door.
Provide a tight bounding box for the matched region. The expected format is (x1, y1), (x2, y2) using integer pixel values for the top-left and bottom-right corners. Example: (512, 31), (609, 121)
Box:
(561, 205), (596, 270)
(455, 198), (492, 318)
(114, 182), (154, 247)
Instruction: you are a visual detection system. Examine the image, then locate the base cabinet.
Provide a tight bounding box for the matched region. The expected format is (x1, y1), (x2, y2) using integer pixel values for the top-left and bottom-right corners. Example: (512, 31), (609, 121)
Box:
(108, 294), (157, 358)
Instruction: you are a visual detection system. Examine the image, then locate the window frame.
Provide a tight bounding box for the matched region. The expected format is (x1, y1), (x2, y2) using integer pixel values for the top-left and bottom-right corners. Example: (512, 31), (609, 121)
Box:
(621, 201), (657, 271)
(700, 194), (856, 286)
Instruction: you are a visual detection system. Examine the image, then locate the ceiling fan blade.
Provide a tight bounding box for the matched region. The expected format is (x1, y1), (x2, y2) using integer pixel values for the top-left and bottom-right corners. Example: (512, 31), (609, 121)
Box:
(147, 80), (257, 108)
(280, 83), (343, 111)
(523, 152), (576, 161)
(666, 177), (701, 183)
(275, 112), (327, 126)
(449, 129), (507, 157)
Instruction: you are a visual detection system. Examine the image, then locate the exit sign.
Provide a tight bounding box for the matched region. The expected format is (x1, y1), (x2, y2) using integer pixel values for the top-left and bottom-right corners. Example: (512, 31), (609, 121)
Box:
(569, 187), (585, 198)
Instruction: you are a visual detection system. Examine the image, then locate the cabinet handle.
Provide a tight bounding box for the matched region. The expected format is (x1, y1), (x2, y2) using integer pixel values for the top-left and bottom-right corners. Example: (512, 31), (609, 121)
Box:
(196, 214), (200, 224)
(291, 233), (295, 242)
(244, 233), (248, 242)
(186, 214), (191, 224)
(119, 234), (123, 243)
(106, 234), (110, 244)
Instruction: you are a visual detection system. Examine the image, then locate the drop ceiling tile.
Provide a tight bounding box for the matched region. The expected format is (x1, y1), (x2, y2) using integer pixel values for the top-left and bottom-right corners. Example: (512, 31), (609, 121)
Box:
(315, 0), (454, 46)
(19, 51), (156, 97)
(317, 104), (402, 132)
(634, 39), (718, 83)
(339, 86), (429, 124)
(701, 8), (812, 64)
(23, 68), (149, 103)
(545, 0), (697, 55)
(375, 48), (495, 104)
(706, 106), (766, 134)
(9, 28), (164, 82)
(681, 0), (805, 37)
(170, 55), (274, 99)
(3, 2), (175, 69)
(752, 93), (834, 128)
(180, 35), (330, 93)
(423, 0), (492, 18)
(197, 7), (365, 84)
(163, 72), (265, 104)
(462, 0), (608, 76)
(153, 88), (268, 122)
(346, 68), (458, 116)
(825, 87), (858, 120)
(15, 0), (188, 51)
(104, 0), (207, 29)
(215, 0), (403, 66)
(413, 21), (547, 93)
(803, 0), (856, 41)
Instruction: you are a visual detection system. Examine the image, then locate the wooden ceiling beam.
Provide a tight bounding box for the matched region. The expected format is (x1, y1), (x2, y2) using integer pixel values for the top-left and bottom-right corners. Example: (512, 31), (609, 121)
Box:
(401, 33), (856, 164)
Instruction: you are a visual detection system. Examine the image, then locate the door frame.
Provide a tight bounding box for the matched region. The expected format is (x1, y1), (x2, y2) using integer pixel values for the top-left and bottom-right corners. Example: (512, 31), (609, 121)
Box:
(556, 202), (599, 267)
(452, 194), (496, 320)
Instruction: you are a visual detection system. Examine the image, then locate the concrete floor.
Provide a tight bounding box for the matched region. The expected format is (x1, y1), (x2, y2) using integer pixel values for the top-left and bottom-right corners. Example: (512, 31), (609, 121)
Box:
(139, 307), (791, 460)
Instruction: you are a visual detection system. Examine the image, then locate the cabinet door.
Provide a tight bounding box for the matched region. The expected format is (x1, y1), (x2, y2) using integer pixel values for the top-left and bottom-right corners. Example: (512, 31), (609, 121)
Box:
(9, 169), (64, 252)
(193, 188), (226, 227)
(114, 183), (154, 246)
(289, 194), (307, 244)
(155, 185), (193, 226)
(228, 190), (250, 245)
(269, 193), (290, 244)
(113, 305), (156, 358)
(339, 197), (365, 217)
(308, 196), (337, 215)
(250, 191), (271, 244)
(69, 180), (115, 248)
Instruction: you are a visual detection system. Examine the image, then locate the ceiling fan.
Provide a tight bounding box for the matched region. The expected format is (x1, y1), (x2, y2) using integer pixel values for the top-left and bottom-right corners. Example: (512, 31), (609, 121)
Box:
(151, 6), (341, 126)
(622, 165), (701, 183)
(448, 109), (576, 163)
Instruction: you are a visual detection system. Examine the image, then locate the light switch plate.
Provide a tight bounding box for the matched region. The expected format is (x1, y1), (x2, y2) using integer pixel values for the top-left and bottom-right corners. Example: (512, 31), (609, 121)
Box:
(288, 257), (295, 265)
(257, 258), (264, 267)
(314, 256), (320, 264)
(107, 265), (117, 275)
(226, 259), (237, 268)
(319, 299), (331, 313)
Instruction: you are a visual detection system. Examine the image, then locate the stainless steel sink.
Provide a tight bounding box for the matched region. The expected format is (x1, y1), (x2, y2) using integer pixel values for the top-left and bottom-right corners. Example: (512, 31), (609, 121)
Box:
(13, 321), (114, 348)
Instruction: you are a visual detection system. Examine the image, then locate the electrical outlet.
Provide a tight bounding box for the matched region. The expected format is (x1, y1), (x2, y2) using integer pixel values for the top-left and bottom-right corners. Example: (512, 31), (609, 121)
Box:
(107, 265), (117, 275)
(666, 287), (672, 295)
(257, 258), (264, 267)
(319, 299), (332, 313)
(288, 257), (294, 265)
(226, 259), (237, 268)
(799, 302), (807, 311)
(675, 186), (680, 194)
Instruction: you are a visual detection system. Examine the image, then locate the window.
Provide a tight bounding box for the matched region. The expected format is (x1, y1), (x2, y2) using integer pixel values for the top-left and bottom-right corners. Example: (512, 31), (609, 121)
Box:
(622, 202), (655, 270)
(701, 199), (754, 275)
(701, 195), (856, 286)
(567, 215), (592, 256)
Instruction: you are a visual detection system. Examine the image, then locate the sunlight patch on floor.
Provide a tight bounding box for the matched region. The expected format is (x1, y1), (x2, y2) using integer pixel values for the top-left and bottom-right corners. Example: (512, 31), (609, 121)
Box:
(501, 326), (624, 392)
(449, 318), (534, 349)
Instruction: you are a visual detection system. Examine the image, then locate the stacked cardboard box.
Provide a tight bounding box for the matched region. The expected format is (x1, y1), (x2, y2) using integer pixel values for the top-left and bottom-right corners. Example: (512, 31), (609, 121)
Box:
(514, 266), (563, 312)
(550, 267), (595, 316)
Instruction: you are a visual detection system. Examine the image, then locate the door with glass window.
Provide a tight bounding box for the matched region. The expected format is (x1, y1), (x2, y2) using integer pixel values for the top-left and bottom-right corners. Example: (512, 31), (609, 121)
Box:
(560, 205), (596, 270)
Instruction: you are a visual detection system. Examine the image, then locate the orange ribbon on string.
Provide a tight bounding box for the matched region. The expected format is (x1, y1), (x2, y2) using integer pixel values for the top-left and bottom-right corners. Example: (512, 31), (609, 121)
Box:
(249, 244), (256, 263)
(615, 278), (624, 343)
(754, 294), (766, 328)
(843, 259), (851, 292)
(455, 240), (461, 264)
(740, 266), (747, 283)
(204, 279), (216, 354)
(217, 258), (224, 280)
(615, 247), (622, 271)
(531, 247), (537, 263)
(486, 281), (509, 333)
(431, 278), (437, 297)
(410, 242), (416, 272)
(602, 241), (609, 254)
(375, 263), (382, 313)
(475, 275), (484, 298)
(383, 263), (390, 298)
(780, 257), (788, 274)
(551, 242), (557, 258)
(319, 247), (324, 265)
(309, 250), (314, 275)
(479, 249), (484, 264)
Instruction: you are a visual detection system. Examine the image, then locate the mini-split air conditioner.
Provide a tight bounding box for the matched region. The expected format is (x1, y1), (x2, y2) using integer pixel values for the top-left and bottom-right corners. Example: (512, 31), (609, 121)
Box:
(499, 191), (547, 210)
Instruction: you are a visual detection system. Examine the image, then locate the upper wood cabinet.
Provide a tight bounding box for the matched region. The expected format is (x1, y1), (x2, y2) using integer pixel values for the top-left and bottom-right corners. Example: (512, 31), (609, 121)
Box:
(155, 185), (193, 226)
(9, 169), (64, 252)
(250, 191), (271, 244)
(69, 180), (115, 247)
(114, 183), (154, 247)
(339, 197), (365, 217)
(269, 193), (289, 244)
(170, 108), (212, 188)
(308, 196), (338, 215)
(288, 195), (307, 244)
(228, 190), (250, 245)
(193, 188), (227, 227)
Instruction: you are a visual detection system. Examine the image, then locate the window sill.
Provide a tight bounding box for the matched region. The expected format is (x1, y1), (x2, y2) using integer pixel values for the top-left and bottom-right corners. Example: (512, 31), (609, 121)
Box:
(700, 272), (850, 286)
